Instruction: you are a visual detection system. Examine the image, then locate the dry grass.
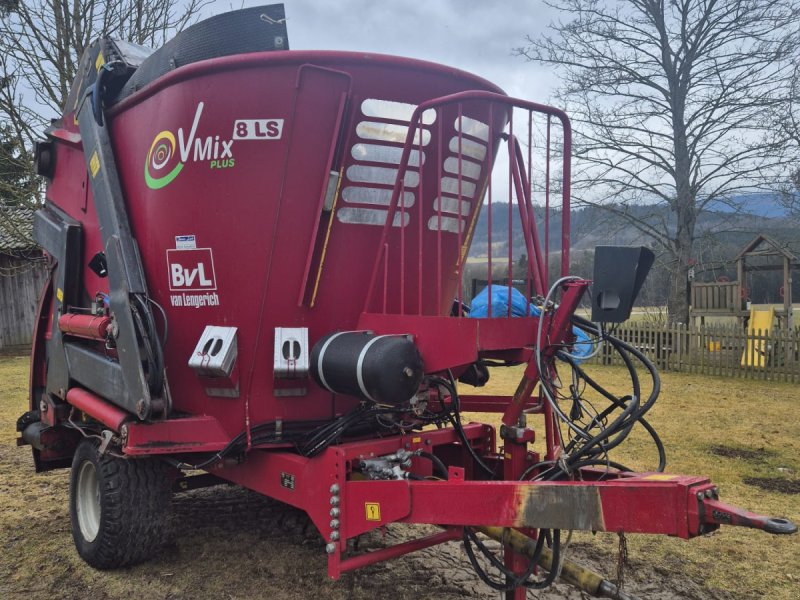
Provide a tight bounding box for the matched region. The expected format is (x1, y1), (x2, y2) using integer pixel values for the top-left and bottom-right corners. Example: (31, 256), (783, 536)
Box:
(2, 354), (799, 599)
(0, 356), (471, 600)
(465, 362), (800, 600)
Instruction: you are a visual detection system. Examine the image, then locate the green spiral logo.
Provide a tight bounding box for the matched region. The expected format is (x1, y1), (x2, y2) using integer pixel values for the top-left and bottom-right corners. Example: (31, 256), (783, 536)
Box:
(145, 130), (183, 190)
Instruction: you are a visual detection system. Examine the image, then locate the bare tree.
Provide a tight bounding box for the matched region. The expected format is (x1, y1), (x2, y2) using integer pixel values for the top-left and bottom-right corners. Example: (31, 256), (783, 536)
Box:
(778, 64), (800, 216)
(0, 0), (209, 245)
(516, 0), (799, 323)
(0, 122), (36, 249)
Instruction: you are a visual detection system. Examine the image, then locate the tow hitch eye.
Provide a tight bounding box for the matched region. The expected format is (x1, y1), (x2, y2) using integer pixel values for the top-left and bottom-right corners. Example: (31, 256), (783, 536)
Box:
(701, 496), (798, 535)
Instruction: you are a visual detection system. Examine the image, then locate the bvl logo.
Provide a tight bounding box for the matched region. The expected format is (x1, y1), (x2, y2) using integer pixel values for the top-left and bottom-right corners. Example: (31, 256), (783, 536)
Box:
(167, 248), (217, 291)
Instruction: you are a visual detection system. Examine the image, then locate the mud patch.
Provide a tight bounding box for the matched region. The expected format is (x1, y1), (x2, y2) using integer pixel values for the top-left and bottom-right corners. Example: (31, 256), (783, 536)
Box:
(160, 484), (733, 600)
(709, 445), (774, 461)
(742, 477), (800, 494)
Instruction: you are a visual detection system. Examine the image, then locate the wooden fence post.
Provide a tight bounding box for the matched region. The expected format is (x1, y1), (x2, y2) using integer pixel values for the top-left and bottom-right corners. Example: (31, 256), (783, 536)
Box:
(584, 320), (799, 381)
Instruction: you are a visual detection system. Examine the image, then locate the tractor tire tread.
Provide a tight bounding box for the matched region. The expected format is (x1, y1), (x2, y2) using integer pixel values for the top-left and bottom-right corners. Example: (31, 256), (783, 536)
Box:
(70, 439), (171, 569)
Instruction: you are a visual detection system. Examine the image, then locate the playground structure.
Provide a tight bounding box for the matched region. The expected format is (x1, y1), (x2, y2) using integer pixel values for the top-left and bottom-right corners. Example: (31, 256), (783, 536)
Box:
(691, 234), (797, 331)
(14, 6), (797, 599)
(690, 235), (798, 367)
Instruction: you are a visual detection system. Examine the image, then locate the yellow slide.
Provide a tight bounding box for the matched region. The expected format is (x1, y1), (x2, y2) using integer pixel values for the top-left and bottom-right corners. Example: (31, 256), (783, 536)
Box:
(741, 307), (775, 367)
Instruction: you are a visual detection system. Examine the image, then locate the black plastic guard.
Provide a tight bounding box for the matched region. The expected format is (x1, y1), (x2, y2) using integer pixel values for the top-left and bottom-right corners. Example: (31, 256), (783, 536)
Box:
(112, 4), (289, 103)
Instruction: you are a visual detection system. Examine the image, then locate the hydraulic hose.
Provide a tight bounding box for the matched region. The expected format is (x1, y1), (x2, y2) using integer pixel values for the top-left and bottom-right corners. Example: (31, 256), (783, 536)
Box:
(477, 526), (640, 600)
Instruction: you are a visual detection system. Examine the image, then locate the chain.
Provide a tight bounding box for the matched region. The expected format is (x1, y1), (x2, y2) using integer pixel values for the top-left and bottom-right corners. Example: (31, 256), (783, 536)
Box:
(615, 530), (628, 594)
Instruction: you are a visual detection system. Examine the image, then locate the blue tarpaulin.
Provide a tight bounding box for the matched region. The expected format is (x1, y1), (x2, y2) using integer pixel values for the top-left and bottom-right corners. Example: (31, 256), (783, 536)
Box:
(468, 287), (593, 362)
(468, 286), (540, 318)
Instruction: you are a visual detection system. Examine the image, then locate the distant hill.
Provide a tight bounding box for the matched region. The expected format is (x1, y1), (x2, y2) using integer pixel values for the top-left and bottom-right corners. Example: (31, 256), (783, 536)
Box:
(468, 195), (798, 258)
(465, 198), (799, 305)
(706, 193), (794, 219)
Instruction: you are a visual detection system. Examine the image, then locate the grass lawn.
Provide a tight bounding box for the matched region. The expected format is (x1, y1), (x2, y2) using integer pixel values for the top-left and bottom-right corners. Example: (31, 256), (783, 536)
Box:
(466, 362), (800, 599)
(1, 353), (798, 598)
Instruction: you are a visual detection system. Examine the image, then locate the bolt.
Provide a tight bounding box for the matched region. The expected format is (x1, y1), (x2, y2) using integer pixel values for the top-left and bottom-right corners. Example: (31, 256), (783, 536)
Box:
(329, 483), (340, 494)
(330, 495), (340, 506)
(330, 519), (340, 529)
(39, 400), (48, 413)
(403, 367), (414, 377)
(325, 543), (337, 554)
(425, 439), (431, 445)
(330, 531), (340, 541)
(697, 492), (704, 500)
(705, 489), (713, 498)
(330, 507), (340, 518)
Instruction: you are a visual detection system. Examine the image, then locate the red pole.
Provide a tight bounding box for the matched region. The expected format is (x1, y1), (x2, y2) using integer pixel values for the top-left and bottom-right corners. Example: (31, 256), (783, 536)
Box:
(436, 111), (443, 313)
(487, 103), (494, 317)
(545, 115), (551, 286)
(58, 314), (112, 340)
(507, 112), (514, 316)
(338, 528), (462, 573)
(66, 388), (131, 431)
(457, 103), (464, 316)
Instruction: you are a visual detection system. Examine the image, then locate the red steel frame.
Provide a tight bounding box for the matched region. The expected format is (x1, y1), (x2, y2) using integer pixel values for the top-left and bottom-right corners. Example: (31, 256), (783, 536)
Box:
(29, 51), (795, 597)
(363, 91), (572, 319)
(226, 92), (786, 591)
(108, 88), (786, 594)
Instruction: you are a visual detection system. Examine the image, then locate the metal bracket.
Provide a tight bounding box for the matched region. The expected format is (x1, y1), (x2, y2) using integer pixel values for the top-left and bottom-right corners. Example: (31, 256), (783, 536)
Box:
(98, 430), (114, 456)
(77, 90), (166, 419)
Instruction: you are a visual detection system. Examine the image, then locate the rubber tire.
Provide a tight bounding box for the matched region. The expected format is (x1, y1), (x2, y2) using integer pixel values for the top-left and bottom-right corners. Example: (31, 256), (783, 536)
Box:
(69, 438), (171, 569)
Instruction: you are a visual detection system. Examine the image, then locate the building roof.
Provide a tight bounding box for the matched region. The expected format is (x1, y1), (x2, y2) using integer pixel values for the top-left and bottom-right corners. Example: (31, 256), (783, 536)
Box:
(734, 234), (798, 264)
(0, 204), (37, 254)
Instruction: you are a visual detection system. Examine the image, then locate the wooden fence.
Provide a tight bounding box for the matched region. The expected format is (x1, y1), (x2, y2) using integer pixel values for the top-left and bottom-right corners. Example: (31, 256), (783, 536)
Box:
(690, 281), (742, 312)
(587, 322), (800, 382)
(0, 254), (49, 353)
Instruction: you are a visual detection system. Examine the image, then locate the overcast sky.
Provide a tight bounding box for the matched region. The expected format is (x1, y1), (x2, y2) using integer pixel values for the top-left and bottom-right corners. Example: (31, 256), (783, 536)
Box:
(212, 0), (560, 103)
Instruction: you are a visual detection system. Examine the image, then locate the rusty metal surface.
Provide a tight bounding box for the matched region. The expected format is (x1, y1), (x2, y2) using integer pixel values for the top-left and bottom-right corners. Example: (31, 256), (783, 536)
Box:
(515, 484), (605, 531)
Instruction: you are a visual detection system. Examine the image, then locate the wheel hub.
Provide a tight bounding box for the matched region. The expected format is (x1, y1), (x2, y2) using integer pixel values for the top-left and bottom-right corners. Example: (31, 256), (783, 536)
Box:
(76, 460), (101, 542)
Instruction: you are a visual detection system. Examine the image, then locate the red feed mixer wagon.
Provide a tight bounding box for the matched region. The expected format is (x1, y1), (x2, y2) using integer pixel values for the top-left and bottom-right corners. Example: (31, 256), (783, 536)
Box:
(16, 5), (795, 598)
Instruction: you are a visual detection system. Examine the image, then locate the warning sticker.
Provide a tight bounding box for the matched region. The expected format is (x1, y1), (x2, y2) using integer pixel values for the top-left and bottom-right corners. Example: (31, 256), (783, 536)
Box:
(365, 502), (381, 521)
(89, 151), (100, 177)
(280, 472), (296, 490)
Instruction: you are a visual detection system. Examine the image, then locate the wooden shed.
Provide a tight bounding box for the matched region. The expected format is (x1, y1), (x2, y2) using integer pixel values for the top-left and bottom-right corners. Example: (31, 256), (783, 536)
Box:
(0, 206), (49, 353)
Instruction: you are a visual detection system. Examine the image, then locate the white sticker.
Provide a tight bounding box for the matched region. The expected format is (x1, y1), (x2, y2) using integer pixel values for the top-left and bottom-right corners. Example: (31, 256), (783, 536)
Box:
(175, 234), (197, 249)
(167, 248), (216, 291)
(167, 246), (220, 309)
(232, 119), (284, 140)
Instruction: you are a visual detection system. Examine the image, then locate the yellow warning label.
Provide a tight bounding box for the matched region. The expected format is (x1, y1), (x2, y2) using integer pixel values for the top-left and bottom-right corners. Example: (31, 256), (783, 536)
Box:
(412, 437), (422, 444)
(365, 502), (381, 521)
(56, 288), (63, 302)
(642, 474), (678, 481)
(95, 52), (105, 72)
(89, 151), (100, 177)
